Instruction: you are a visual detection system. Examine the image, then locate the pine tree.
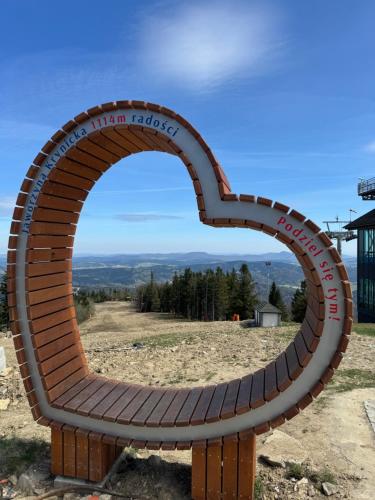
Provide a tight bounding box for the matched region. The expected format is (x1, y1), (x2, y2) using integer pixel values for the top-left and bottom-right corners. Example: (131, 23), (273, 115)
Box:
(291, 280), (307, 322)
(268, 281), (289, 321)
(0, 274), (8, 330)
(238, 264), (258, 320)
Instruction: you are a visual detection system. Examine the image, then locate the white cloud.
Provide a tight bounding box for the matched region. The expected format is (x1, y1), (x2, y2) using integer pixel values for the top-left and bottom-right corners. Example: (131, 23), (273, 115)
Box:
(138, 2), (284, 91)
(0, 196), (17, 216)
(364, 141), (375, 153)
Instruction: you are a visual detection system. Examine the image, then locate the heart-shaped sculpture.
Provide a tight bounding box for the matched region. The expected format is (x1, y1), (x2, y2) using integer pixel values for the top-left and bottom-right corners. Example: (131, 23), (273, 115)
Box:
(7, 101), (352, 445)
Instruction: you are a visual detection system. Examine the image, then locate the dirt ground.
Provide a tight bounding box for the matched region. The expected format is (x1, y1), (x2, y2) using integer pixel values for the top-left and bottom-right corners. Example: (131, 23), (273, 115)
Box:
(0, 301), (374, 499)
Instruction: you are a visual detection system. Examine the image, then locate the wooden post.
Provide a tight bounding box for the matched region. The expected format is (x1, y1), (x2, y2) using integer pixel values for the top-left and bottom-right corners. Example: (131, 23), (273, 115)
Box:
(192, 434), (256, 499)
(51, 428), (122, 482)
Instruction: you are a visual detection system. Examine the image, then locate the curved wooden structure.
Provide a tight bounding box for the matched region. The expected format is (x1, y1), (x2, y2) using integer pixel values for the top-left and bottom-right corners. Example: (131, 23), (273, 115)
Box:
(8, 101), (351, 496)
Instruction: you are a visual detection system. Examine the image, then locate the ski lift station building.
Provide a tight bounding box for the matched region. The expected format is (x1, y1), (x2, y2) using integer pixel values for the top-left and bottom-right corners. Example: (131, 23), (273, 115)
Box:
(255, 302), (282, 328)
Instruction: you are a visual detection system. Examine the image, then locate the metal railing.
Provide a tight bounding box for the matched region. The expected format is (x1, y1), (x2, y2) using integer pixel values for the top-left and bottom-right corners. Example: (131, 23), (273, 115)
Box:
(358, 177), (375, 195)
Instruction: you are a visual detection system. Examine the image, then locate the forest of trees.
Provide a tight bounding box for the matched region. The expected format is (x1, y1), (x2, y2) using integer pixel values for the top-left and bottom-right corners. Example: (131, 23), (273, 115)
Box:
(291, 280), (308, 322)
(135, 264), (259, 321)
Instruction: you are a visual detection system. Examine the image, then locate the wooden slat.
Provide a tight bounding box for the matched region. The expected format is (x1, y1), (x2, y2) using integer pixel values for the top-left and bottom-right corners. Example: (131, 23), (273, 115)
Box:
(301, 320), (320, 352)
(27, 260), (70, 277)
(264, 362), (278, 401)
(47, 366), (87, 402)
(206, 443), (222, 498)
(90, 383), (129, 419)
(250, 369), (265, 409)
(77, 381), (118, 416)
(30, 306), (75, 334)
(222, 438), (238, 499)
(65, 148), (109, 172)
(27, 272), (72, 292)
(29, 295), (73, 320)
(40, 344), (81, 375)
(52, 375), (96, 408)
(44, 356), (83, 389)
(238, 435), (256, 499)
(191, 445), (207, 500)
(221, 379), (241, 419)
(64, 378), (106, 412)
(294, 332), (312, 367)
(29, 221), (76, 236)
(28, 284), (72, 305)
(63, 425), (76, 477)
(285, 343), (303, 380)
(42, 181), (88, 202)
(32, 319), (76, 348)
(36, 193), (83, 213)
(160, 388), (190, 427)
(57, 157), (103, 181)
(89, 131), (132, 157)
(145, 389), (178, 427)
(51, 424), (64, 475)
(115, 126), (149, 152)
(275, 352), (292, 392)
(103, 385), (140, 422)
(76, 138), (120, 164)
(49, 169), (95, 192)
(76, 429), (89, 480)
(89, 433), (104, 482)
(131, 389), (165, 426)
(116, 387), (153, 424)
(191, 386), (215, 425)
(175, 387), (202, 426)
(27, 248), (73, 263)
(100, 128), (133, 154)
(36, 331), (78, 362)
(236, 375), (252, 415)
(206, 383), (228, 423)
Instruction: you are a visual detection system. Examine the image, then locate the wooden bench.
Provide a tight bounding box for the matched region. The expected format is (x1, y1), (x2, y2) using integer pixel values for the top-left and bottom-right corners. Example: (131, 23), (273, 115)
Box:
(7, 101), (352, 497)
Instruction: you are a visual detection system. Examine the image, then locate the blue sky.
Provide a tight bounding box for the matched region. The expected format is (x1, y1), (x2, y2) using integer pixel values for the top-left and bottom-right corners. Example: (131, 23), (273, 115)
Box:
(1, 0), (374, 255)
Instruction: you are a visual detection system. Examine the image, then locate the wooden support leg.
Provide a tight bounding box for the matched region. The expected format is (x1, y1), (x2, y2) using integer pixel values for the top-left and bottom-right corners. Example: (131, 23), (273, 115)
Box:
(192, 434), (256, 500)
(50, 427), (122, 482)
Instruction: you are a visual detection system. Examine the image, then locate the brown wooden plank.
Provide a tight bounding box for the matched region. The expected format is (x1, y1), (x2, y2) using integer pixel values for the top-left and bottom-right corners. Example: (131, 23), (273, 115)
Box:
(64, 377), (106, 412)
(145, 389), (178, 427)
(275, 352), (292, 392)
(27, 272), (72, 292)
(56, 157), (102, 181)
(103, 385), (140, 422)
(236, 375), (253, 415)
(28, 284), (72, 305)
(76, 429), (89, 480)
(76, 137), (120, 164)
(305, 306), (324, 336)
(301, 320), (320, 353)
(27, 235), (74, 249)
(77, 381), (118, 416)
(285, 343), (303, 380)
(36, 193), (83, 213)
(160, 388), (190, 427)
(63, 425), (76, 477)
(40, 344), (81, 375)
(90, 131), (132, 157)
(206, 443), (222, 499)
(264, 362), (278, 402)
(27, 248), (73, 263)
(47, 366), (87, 402)
(221, 379), (241, 419)
(222, 438), (238, 499)
(51, 424), (64, 475)
(294, 332), (312, 367)
(115, 126), (150, 151)
(29, 307), (75, 334)
(100, 128), (133, 154)
(238, 434), (256, 499)
(175, 387), (202, 426)
(36, 330), (78, 362)
(52, 375), (96, 408)
(32, 319), (76, 348)
(89, 433), (104, 481)
(191, 445), (207, 500)
(29, 221), (76, 236)
(116, 387), (153, 424)
(131, 389), (165, 426)
(49, 169), (95, 192)
(65, 148), (109, 172)
(44, 356), (83, 389)
(90, 383), (129, 419)
(191, 386), (215, 425)
(250, 369), (265, 409)
(27, 260), (70, 277)
(42, 181), (88, 202)
(143, 130), (177, 154)
(29, 295), (73, 320)
(206, 383), (228, 423)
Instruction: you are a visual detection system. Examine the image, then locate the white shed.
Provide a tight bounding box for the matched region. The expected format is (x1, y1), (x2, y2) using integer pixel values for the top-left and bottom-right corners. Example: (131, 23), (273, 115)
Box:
(255, 302), (282, 328)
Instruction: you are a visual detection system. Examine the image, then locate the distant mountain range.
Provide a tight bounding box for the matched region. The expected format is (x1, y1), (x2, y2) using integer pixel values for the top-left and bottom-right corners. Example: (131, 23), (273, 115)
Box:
(0, 251), (357, 305)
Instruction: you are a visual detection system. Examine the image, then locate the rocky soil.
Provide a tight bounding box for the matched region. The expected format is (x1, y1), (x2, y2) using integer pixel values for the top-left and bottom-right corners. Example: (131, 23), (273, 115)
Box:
(0, 302), (374, 499)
